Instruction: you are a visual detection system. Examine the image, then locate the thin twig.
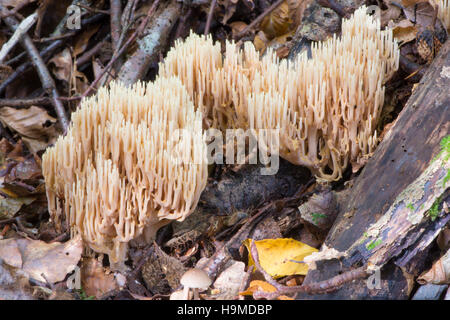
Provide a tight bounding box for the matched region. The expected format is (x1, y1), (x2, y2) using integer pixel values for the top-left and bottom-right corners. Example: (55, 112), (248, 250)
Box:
(34, 0), (51, 39)
(77, 3), (110, 14)
(234, 0), (284, 40)
(34, 32), (77, 43)
(76, 35), (110, 66)
(5, 50), (26, 65)
(0, 97), (52, 107)
(0, 0), (32, 18)
(200, 201), (275, 279)
(1, 10), (69, 132)
(238, 265), (254, 300)
(0, 217), (17, 225)
(110, 0), (122, 50)
(78, 0), (161, 101)
(0, 40), (63, 95)
(317, 0), (350, 18)
(204, 0), (217, 35)
(0, 12), (37, 63)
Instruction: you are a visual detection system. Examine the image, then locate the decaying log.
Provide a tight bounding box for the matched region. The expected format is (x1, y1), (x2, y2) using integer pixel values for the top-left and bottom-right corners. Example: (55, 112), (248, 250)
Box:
(298, 40), (450, 299)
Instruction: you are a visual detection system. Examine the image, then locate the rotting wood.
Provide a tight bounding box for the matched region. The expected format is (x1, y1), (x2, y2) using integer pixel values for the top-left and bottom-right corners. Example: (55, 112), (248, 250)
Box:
(295, 40), (450, 299)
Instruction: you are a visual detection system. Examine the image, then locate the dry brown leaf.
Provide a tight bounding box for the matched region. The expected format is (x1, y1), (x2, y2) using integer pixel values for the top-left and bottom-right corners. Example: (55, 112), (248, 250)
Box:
(418, 250), (450, 285)
(287, 0), (311, 29)
(229, 21), (248, 38)
(0, 106), (58, 153)
(389, 19), (418, 44)
(253, 30), (270, 52)
(0, 235), (83, 284)
(403, 2), (437, 27)
(260, 1), (292, 39)
(49, 48), (72, 83)
(0, 196), (36, 220)
(73, 25), (100, 57)
(218, 0), (239, 24)
(266, 30), (295, 54)
(80, 257), (118, 298)
(437, 228), (450, 251)
(380, 4), (403, 27)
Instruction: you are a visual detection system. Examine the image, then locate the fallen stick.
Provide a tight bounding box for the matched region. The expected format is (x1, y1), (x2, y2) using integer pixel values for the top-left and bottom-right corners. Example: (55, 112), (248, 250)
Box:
(0, 10), (70, 132)
(116, 0), (180, 86)
(0, 12), (37, 64)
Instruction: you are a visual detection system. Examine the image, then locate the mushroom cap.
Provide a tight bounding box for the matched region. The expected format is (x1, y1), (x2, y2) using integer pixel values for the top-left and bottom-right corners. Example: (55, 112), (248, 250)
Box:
(180, 268), (212, 289)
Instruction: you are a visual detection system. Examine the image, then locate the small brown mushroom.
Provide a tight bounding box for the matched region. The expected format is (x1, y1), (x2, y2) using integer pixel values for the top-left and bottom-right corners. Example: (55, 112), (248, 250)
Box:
(180, 268), (212, 300)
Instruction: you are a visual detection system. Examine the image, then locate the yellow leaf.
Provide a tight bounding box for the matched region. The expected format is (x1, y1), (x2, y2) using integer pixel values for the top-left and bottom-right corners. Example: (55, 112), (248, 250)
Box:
(260, 1), (292, 39)
(239, 280), (277, 296)
(244, 238), (318, 278)
(253, 31), (269, 52)
(239, 280), (294, 300)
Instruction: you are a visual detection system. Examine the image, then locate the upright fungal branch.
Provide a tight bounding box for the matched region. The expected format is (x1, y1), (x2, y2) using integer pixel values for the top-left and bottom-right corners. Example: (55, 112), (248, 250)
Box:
(42, 78), (208, 269)
(247, 6), (399, 181)
(158, 7), (399, 181)
(158, 31), (267, 130)
(431, 0), (450, 30)
(158, 32), (225, 129)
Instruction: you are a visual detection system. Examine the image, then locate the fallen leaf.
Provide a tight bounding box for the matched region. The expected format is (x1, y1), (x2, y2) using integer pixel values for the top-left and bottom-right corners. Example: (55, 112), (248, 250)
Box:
(80, 258), (118, 298)
(219, 0), (239, 24)
(380, 4), (403, 27)
(92, 59), (114, 88)
(403, 2), (437, 27)
(287, 0), (311, 29)
(418, 249), (450, 284)
(0, 235), (83, 284)
(0, 106), (58, 153)
(0, 196), (35, 219)
(253, 30), (270, 52)
(239, 280), (293, 300)
(390, 19), (419, 44)
(73, 25), (100, 57)
(229, 21), (248, 38)
(244, 238), (318, 278)
(260, 1), (292, 39)
(49, 48), (72, 83)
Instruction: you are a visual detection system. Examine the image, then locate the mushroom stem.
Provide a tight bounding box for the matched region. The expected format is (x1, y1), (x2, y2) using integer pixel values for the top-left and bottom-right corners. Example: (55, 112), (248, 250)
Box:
(193, 288), (200, 300)
(182, 286), (191, 300)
